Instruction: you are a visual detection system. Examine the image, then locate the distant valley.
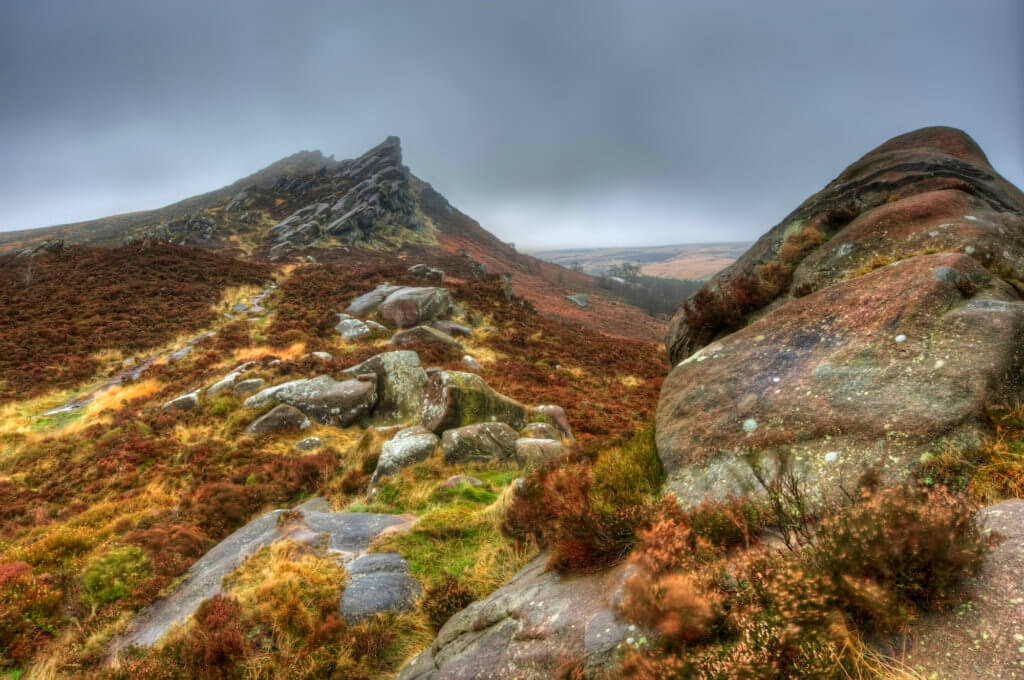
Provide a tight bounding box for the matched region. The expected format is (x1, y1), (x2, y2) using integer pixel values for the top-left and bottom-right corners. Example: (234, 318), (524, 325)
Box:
(528, 241), (749, 280)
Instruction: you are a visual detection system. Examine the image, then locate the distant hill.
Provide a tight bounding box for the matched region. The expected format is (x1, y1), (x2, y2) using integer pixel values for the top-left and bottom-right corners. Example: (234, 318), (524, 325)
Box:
(528, 242), (749, 280)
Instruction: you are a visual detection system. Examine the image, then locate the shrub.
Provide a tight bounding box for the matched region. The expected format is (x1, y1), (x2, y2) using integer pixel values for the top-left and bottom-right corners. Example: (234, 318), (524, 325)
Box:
(81, 545), (152, 608)
(182, 595), (252, 677)
(810, 485), (988, 628)
(422, 574), (476, 631)
(0, 561), (62, 666)
(502, 426), (663, 572)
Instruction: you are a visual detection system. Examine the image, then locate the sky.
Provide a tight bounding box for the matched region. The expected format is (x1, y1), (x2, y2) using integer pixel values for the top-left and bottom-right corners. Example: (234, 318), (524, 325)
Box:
(1, 1), (1022, 249)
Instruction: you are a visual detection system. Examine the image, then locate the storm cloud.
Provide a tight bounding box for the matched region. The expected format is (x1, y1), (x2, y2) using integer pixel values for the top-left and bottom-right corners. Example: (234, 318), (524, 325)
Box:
(1, 0), (1021, 248)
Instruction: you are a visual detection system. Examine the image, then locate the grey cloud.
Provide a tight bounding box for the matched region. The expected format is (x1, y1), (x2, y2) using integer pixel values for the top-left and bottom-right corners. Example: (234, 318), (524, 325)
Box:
(1, 0), (1021, 248)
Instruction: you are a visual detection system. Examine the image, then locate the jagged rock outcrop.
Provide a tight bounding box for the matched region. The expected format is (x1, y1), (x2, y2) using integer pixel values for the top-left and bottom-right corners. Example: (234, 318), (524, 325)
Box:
(125, 213), (224, 248)
(658, 127), (1024, 506)
(380, 286), (454, 328)
(441, 422), (518, 464)
(372, 426), (440, 482)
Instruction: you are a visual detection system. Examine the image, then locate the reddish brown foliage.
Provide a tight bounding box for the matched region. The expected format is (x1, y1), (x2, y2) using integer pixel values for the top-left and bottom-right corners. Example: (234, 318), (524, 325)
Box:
(182, 595), (253, 677)
(0, 243), (269, 400)
(0, 560), (63, 665)
(421, 574), (476, 632)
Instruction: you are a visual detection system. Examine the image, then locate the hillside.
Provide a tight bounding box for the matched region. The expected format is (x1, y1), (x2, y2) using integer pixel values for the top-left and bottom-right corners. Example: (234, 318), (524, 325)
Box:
(0, 138), (663, 345)
(0, 127), (1022, 680)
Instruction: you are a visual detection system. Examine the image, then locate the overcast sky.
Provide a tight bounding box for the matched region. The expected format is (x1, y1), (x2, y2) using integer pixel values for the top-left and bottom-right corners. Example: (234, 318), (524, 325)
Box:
(1, 1), (1022, 249)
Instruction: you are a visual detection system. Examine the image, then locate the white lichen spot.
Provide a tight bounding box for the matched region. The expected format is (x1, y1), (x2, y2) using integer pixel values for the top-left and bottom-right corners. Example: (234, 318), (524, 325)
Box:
(965, 215), (978, 222)
(928, 231), (939, 237)
(894, 334), (907, 343)
(742, 418), (758, 434)
(934, 359), (945, 369)
(965, 245), (976, 255)
(772, 376), (780, 383)
(824, 451), (839, 463)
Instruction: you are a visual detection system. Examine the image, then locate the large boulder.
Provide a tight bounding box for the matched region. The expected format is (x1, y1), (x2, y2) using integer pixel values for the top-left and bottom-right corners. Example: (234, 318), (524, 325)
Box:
(379, 286), (454, 328)
(341, 350), (427, 424)
(244, 375), (378, 427)
(657, 127), (1024, 507)
(529, 405), (576, 445)
(422, 371), (528, 433)
(514, 438), (568, 468)
(335, 313), (377, 342)
(340, 552), (422, 624)
(441, 422), (518, 465)
(396, 554), (634, 680)
(666, 127), (1024, 366)
(372, 426), (440, 482)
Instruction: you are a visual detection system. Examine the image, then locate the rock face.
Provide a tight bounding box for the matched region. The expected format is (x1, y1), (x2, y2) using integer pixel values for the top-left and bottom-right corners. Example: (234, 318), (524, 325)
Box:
(161, 391), (199, 411)
(245, 404), (311, 435)
(341, 350), (427, 424)
(244, 375), (378, 427)
(876, 500), (1024, 679)
(396, 554), (634, 680)
(111, 506), (411, 653)
(335, 313), (377, 341)
(530, 405), (576, 445)
(657, 127), (1024, 506)
(422, 371), (528, 433)
(373, 426), (440, 482)
(379, 287), (454, 328)
(441, 422), (518, 464)
(340, 552), (422, 624)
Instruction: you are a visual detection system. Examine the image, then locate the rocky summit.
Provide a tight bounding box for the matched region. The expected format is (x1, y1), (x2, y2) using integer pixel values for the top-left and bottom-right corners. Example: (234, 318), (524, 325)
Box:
(1, 128), (1023, 680)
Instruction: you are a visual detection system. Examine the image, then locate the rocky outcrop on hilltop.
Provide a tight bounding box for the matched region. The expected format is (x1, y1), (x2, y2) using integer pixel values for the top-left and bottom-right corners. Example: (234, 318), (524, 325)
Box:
(658, 127), (1024, 505)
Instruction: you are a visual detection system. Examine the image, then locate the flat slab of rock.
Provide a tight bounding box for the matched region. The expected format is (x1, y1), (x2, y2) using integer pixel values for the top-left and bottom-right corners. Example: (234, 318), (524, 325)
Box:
(245, 375), (377, 427)
(397, 554), (634, 680)
(442, 422), (518, 465)
(380, 286), (453, 328)
(422, 371), (527, 433)
(232, 378), (264, 396)
(390, 325), (464, 350)
(111, 509), (410, 653)
(875, 500), (1024, 679)
(245, 404), (311, 435)
(432, 320), (472, 337)
(657, 253), (1024, 507)
(340, 552), (422, 624)
(341, 350), (427, 425)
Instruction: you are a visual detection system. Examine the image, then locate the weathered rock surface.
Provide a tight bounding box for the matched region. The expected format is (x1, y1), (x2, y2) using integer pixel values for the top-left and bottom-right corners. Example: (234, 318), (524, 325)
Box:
(514, 438), (568, 468)
(422, 371), (528, 433)
(340, 552), (422, 624)
(341, 350), (427, 424)
(520, 421), (563, 441)
(295, 436), (322, 451)
(409, 263), (446, 282)
(244, 375), (377, 427)
(565, 293), (590, 308)
(245, 404), (311, 435)
(876, 500), (1024, 679)
(372, 426), (440, 482)
(396, 554), (634, 680)
(442, 475), (485, 490)
(390, 325), (464, 350)
(441, 422), (518, 464)
(460, 355), (483, 371)
(380, 286), (454, 328)
(658, 252), (1024, 505)
(658, 127), (1024, 506)
(111, 508), (410, 653)
(666, 127), (1024, 366)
